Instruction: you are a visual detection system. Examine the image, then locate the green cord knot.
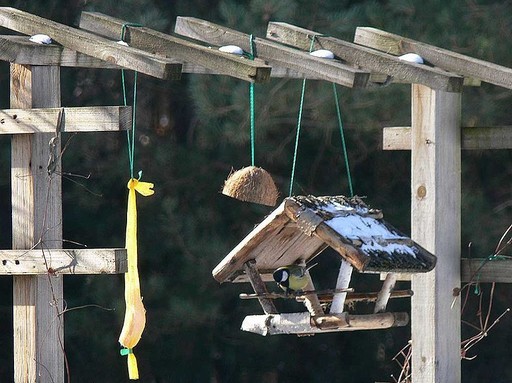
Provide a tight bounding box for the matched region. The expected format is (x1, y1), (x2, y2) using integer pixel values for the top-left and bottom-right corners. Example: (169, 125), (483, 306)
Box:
(120, 347), (133, 356)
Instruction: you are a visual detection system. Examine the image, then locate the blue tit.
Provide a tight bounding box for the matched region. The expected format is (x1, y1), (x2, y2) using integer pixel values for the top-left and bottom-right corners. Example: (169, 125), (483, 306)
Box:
(273, 264), (316, 293)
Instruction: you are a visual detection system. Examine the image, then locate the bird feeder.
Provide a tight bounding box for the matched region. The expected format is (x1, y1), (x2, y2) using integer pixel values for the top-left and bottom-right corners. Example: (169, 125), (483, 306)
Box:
(212, 195), (436, 335)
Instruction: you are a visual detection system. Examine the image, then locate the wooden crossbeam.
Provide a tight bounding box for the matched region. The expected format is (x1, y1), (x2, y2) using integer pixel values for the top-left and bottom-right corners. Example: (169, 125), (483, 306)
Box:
(0, 7), (182, 79)
(243, 260), (278, 314)
(241, 312), (409, 335)
(79, 12), (271, 83)
(266, 22), (464, 92)
(383, 126), (512, 150)
(174, 17), (371, 88)
(0, 248), (127, 275)
(461, 258), (512, 283)
(0, 36), (119, 68)
(354, 27), (512, 90)
(0, 106), (131, 134)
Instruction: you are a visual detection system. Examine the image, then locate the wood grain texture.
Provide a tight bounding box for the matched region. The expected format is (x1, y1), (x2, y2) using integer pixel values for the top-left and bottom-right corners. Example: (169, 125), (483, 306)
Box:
(0, 7), (182, 79)
(383, 126), (512, 150)
(11, 64), (64, 383)
(0, 248), (127, 275)
(174, 17), (371, 88)
(0, 35), (120, 68)
(266, 22), (463, 92)
(355, 27), (512, 90)
(461, 258), (512, 283)
(0, 106), (131, 134)
(80, 12), (271, 83)
(410, 84), (462, 383)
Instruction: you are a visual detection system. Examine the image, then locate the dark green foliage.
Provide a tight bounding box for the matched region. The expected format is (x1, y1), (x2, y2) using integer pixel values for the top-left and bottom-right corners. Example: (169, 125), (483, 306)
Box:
(0, 1), (510, 382)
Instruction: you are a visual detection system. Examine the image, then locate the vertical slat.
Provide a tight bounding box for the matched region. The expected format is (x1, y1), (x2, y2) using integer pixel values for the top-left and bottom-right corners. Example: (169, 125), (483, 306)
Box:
(329, 259), (353, 314)
(410, 84), (461, 383)
(243, 260), (278, 315)
(11, 64), (64, 383)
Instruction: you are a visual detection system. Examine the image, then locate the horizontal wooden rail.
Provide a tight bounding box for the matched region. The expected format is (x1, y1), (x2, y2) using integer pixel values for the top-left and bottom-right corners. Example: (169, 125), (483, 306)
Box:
(0, 7), (182, 79)
(354, 27), (512, 90)
(0, 248), (127, 274)
(241, 312), (409, 335)
(0, 106), (131, 134)
(383, 126), (512, 150)
(79, 12), (271, 83)
(174, 17), (371, 88)
(461, 258), (512, 283)
(266, 22), (463, 92)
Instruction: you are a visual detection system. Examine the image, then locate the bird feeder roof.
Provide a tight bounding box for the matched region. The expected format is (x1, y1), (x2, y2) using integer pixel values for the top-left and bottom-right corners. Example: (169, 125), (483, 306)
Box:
(212, 195), (436, 283)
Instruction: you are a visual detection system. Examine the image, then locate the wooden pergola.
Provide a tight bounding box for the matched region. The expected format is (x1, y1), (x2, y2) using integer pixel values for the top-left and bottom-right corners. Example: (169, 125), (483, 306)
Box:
(0, 6), (510, 383)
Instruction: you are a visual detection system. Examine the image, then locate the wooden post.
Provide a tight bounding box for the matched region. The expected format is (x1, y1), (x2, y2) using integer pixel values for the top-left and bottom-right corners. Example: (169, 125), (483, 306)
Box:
(329, 259), (353, 314)
(11, 64), (64, 383)
(243, 260), (278, 314)
(410, 84), (461, 383)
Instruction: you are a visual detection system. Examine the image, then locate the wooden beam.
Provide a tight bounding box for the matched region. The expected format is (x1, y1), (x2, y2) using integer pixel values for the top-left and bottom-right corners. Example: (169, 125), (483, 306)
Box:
(461, 258), (512, 283)
(79, 12), (271, 83)
(383, 126), (512, 150)
(243, 260), (278, 314)
(0, 36), (120, 68)
(0, 106), (131, 134)
(410, 84), (462, 382)
(174, 17), (371, 88)
(241, 312), (409, 335)
(0, 7), (182, 79)
(11, 64), (64, 382)
(0, 248), (127, 275)
(354, 27), (512, 90)
(266, 22), (463, 92)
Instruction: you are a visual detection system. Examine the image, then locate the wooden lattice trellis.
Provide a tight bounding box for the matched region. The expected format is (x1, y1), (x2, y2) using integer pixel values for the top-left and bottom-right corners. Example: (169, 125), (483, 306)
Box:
(0, 6), (510, 383)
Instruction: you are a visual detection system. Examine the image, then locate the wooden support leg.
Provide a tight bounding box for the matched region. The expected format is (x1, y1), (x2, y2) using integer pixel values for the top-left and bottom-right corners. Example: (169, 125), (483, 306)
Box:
(298, 260), (324, 317)
(329, 259), (353, 314)
(243, 260), (278, 314)
(11, 64), (64, 383)
(411, 84), (461, 383)
(374, 273), (397, 313)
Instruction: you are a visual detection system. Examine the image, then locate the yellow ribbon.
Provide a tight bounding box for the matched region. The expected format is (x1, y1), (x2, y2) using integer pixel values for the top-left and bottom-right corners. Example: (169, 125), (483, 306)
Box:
(119, 178), (154, 380)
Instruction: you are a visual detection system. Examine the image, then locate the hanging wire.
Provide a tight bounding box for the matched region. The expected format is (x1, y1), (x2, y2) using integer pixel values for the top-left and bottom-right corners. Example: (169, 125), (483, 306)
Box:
(120, 23), (143, 179)
(332, 83), (354, 197)
(248, 34), (256, 166)
(289, 37), (316, 196)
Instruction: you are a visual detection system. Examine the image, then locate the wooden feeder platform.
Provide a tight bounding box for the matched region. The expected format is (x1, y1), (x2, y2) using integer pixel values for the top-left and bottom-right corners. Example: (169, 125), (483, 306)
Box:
(213, 195), (435, 336)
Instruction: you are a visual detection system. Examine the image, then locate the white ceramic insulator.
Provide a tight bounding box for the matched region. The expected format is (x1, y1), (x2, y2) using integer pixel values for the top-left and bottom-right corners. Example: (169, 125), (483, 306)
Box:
(310, 49), (335, 59)
(398, 53), (424, 64)
(29, 34), (52, 44)
(219, 45), (244, 55)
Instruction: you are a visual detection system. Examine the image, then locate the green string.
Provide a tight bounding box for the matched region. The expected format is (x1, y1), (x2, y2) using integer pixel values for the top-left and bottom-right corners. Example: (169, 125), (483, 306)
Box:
(473, 254), (507, 294)
(289, 37), (316, 196)
(120, 23), (143, 179)
(249, 34), (256, 166)
(332, 83), (354, 197)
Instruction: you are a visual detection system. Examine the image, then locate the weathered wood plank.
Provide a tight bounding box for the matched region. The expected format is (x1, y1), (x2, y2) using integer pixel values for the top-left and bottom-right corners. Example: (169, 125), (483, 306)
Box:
(0, 7), (182, 79)
(241, 312), (409, 335)
(266, 22), (463, 92)
(79, 12), (271, 83)
(383, 126), (512, 150)
(0, 35), (120, 68)
(410, 84), (462, 383)
(461, 258), (512, 283)
(0, 106), (131, 134)
(11, 64), (64, 382)
(174, 17), (371, 88)
(355, 27), (512, 90)
(243, 260), (278, 314)
(0, 248), (127, 275)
